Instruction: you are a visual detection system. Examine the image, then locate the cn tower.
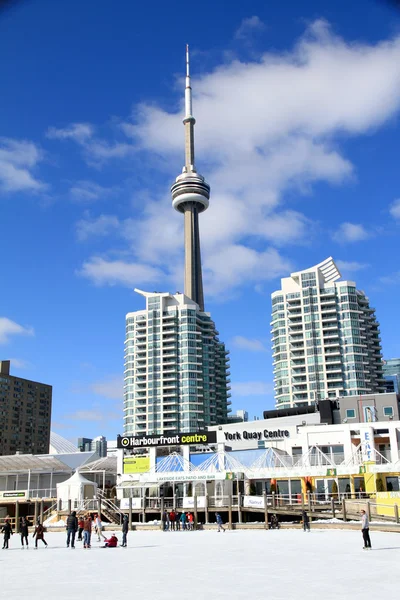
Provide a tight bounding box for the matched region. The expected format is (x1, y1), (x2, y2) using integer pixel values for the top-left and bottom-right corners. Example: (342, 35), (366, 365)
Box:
(171, 45), (210, 312)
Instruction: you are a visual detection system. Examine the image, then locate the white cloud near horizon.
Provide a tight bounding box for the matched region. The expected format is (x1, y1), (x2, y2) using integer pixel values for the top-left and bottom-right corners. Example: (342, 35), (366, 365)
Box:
(0, 318), (34, 344)
(51, 20), (400, 297)
(0, 138), (46, 193)
(231, 381), (274, 396)
(231, 336), (267, 352)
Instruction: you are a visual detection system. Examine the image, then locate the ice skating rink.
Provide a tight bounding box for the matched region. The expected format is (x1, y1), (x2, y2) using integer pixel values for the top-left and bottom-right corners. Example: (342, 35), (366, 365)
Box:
(2, 528), (399, 599)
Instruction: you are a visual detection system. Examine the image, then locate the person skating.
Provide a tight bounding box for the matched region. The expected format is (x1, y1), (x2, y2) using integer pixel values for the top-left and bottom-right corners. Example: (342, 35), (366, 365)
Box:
(121, 515), (129, 547)
(215, 512), (225, 532)
(66, 510), (78, 548)
(169, 510), (176, 531)
(179, 511), (187, 531)
(361, 509), (371, 549)
(33, 522), (48, 549)
(187, 512), (194, 531)
(94, 514), (105, 541)
(1, 519), (13, 549)
(162, 510), (168, 531)
(83, 515), (92, 549)
(19, 517), (29, 549)
(102, 533), (118, 548)
(301, 510), (310, 532)
(77, 516), (84, 541)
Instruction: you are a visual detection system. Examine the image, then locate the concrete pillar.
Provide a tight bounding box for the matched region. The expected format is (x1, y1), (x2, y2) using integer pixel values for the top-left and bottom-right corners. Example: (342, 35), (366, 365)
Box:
(129, 497), (133, 531)
(160, 497), (164, 531)
(68, 499), (72, 514)
(389, 426), (399, 463)
(366, 500), (371, 521)
(238, 492), (242, 524)
(263, 492), (268, 530)
(205, 493), (209, 525)
(342, 498), (347, 522)
(172, 483), (176, 511)
(15, 501), (19, 529)
(228, 494), (232, 530)
(34, 500), (39, 524)
(40, 499), (44, 524)
(331, 497), (336, 518)
(394, 503), (399, 524)
(301, 492), (304, 509)
(194, 495), (198, 530)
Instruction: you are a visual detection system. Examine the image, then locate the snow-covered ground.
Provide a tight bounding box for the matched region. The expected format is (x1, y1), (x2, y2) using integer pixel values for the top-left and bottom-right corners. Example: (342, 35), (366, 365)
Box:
(2, 529), (400, 599)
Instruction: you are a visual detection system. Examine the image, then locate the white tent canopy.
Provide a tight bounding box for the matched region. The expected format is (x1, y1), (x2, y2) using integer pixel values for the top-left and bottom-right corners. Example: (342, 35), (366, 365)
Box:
(57, 470), (97, 508)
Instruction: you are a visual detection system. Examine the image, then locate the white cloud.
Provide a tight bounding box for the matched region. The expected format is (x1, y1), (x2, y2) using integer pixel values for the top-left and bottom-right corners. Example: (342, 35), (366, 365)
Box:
(231, 336), (267, 352)
(46, 123), (94, 143)
(9, 358), (32, 369)
(90, 375), (123, 400)
(76, 21), (400, 298)
(78, 257), (164, 287)
(76, 213), (120, 241)
(231, 381), (274, 396)
(389, 198), (400, 219)
(333, 222), (371, 243)
(67, 409), (113, 422)
(336, 260), (369, 273)
(380, 271), (400, 285)
(0, 318), (34, 344)
(70, 180), (117, 203)
(0, 138), (46, 192)
(235, 16), (266, 40)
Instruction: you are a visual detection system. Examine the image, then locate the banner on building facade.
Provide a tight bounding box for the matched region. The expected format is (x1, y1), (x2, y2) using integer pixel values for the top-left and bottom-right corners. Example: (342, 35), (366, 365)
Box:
(243, 496), (265, 509)
(117, 431), (217, 449)
(120, 498), (142, 510)
(123, 456), (151, 474)
(182, 496), (206, 509)
(0, 491), (27, 499)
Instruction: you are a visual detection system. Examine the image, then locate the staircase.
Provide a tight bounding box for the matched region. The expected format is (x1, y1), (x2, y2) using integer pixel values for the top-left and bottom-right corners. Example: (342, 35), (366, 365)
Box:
(97, 489), (123, 525)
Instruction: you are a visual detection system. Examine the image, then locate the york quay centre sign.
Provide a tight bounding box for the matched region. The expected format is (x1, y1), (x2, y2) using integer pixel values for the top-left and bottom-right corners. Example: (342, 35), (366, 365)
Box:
(224, 429), (290, 442)
(118, 431), (217, 449)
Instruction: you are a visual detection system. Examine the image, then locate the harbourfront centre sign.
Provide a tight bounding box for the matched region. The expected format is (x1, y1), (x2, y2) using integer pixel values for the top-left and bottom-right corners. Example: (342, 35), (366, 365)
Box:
(117, 430), (217, 449)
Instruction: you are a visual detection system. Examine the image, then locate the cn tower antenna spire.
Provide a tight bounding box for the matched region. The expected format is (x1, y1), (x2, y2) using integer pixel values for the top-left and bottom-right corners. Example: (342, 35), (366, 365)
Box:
(171, 46), (210, 312)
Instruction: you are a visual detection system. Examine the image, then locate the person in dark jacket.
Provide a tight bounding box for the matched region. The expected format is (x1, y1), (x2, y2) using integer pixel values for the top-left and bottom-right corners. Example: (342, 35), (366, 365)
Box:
(66, 511), (78, 548)
(1, 519), (13, 549)
(121, 515), (129, 547)
(33, 522), (48, 548)
(301, 510), (310, 532)
(19, 517), (29, 548)
(215, 512), (225, 533)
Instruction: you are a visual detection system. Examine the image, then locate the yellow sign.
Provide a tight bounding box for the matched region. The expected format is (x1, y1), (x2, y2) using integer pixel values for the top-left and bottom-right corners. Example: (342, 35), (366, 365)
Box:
(123, 456), (150, 474)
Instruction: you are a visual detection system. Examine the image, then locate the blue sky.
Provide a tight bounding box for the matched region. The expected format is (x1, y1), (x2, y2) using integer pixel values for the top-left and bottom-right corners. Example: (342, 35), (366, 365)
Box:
(1, 0), (400, 444)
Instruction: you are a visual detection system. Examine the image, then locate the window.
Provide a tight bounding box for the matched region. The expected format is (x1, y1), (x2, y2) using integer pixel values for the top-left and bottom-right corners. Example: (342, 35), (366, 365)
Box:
(346, 409), (356, 419)
(383, 406), (394, 417)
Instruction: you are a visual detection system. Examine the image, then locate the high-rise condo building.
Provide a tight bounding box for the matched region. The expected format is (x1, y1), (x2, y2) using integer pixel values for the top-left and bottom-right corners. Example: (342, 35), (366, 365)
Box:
(0, 360), (52, 455)
(123, 48), (230, 435)
(271, 258), (385, 409)
(383, 358), (400, 394)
